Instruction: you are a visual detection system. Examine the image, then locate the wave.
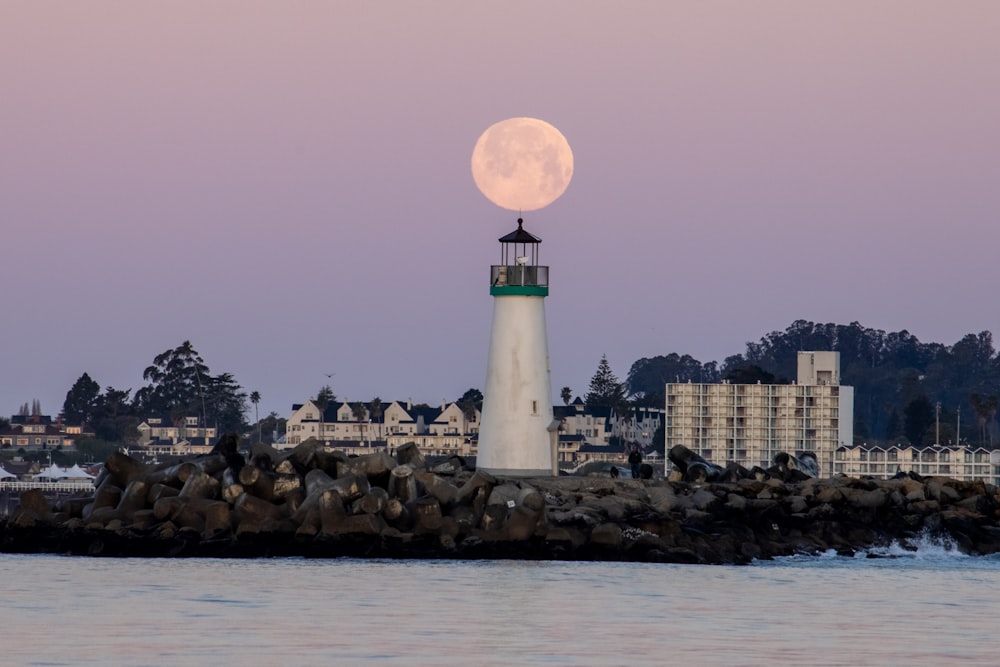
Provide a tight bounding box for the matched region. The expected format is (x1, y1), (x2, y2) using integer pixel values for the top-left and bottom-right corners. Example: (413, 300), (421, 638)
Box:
(761, 529), (988, 567)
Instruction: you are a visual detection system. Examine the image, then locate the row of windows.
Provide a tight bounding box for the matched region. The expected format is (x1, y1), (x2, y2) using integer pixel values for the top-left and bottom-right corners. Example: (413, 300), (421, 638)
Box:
(842, 450), (991, 463)
(668, 385), (841, 397)
(0, 437), (65, 446)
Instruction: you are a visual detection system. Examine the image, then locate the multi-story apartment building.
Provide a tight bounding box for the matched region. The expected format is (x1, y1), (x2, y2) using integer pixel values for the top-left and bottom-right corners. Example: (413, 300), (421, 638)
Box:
(665, 351), (854, 477)
(835, 443), (1000, 485)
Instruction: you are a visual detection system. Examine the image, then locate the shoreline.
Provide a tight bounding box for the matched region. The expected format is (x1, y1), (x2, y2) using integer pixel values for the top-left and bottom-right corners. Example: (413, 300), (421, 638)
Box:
(3, 440), (999, 564)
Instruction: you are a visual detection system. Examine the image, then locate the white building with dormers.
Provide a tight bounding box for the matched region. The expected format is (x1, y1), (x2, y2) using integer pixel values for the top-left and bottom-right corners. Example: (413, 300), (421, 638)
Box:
(285, 399), (482, 457)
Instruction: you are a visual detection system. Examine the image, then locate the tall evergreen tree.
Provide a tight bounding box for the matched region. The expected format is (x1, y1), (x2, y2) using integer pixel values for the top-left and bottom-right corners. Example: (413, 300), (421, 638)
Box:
(585, 355), (624, 409)
(63, 373), (101, 425)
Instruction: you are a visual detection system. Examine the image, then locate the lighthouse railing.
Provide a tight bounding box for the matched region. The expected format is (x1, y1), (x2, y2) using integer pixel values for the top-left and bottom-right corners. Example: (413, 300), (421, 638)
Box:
(491, 265), (548, 287)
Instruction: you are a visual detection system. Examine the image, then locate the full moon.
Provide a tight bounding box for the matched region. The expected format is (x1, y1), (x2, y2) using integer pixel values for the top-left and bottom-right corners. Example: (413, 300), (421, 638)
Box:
(471, 117), (574, 212)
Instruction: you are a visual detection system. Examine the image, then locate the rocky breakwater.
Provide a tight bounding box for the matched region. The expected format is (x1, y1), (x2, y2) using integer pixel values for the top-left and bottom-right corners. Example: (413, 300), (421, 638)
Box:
(3, 439), (1000, 564)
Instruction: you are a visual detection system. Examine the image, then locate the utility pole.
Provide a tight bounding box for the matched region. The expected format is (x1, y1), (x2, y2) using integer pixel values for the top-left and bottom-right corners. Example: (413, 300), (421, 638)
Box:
(935, 401), (941, 445)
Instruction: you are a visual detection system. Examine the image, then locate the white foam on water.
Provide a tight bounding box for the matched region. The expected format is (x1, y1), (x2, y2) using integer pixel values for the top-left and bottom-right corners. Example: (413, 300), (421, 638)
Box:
(856, 530), (967, 560)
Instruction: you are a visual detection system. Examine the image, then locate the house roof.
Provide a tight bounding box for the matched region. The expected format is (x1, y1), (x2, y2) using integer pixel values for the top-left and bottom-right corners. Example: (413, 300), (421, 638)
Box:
(577, 442), (619, 453)
(10, 415), (54, 426)
(552, 406), (576, 420)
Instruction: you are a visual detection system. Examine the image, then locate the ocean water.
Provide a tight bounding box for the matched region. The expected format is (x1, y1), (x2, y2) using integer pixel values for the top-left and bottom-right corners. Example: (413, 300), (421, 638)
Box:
(2, 538), (998, 667)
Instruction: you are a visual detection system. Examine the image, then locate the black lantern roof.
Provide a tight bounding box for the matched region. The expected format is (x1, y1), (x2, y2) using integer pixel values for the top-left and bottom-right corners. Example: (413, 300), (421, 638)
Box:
(498, 218), (541, 244)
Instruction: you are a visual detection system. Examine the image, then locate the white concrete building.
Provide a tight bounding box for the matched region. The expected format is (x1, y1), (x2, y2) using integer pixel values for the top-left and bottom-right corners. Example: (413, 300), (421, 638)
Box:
(835, 443), (1000, 484)
(665, 351), (854, 477)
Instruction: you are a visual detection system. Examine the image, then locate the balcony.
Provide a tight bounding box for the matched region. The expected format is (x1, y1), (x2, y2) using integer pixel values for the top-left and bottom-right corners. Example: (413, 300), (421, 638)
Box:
(490, 265), (549, 296)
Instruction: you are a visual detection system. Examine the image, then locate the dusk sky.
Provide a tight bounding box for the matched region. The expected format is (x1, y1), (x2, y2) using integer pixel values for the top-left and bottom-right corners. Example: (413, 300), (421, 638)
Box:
(2, 2), (998, 422)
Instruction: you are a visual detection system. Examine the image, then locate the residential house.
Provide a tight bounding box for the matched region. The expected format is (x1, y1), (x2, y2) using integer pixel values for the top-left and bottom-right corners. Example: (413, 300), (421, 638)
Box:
(0, 414), (91, 451)
(134, 415), (216, 457)
(286, 399), (482, 457)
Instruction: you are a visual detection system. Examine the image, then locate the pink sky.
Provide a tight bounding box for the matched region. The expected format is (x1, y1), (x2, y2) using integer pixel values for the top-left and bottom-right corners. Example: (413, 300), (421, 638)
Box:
(2, 2), (998, 420)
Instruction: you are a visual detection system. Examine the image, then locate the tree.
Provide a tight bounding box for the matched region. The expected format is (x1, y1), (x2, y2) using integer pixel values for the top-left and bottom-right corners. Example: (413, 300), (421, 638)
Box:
(202, 373), (247, 434)
(254, 411), (286, 445)
(651, 422), (665, 456)
(903, 396), (935, 446)
(315, 385), (335, 446)
(135, 341), (210, 419)
(585, 355), (624, 409)
(457, 388), (483, 430)
(560, 387), (572, 405)
(75, 437), (120, 463)
(63, 373), (101, 425)
(133, 341), (246, 436)
(249, 391), (261, 444)
(370, 397), (384, 441)
(628, 353), (719, 402)
(970, 393), (999, 447)
(883, 408), (902, 442)
(317, 385), (336, 406)
(351, 402), (368, 445)
(724, 364), (777, 385)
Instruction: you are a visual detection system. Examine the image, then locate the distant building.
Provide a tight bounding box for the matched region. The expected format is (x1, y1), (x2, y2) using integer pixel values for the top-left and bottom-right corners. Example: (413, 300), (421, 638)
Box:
(835, 442), (1000, 485)
(136, 415), (217, 450)
(554, 399), (612, 447)
(285, 396), (643, 467)
(285, 399), (481, 457)
(0, 414), (91, 451)
(665, 351), (854, 477)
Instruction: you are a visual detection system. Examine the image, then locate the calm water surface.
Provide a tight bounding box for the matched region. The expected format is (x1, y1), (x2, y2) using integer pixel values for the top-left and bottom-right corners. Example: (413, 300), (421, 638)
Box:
(2, 542), (998, 666)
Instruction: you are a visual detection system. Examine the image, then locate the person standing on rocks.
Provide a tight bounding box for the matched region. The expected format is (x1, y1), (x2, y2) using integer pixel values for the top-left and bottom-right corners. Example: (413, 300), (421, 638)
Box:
(628, 446), (643, 479)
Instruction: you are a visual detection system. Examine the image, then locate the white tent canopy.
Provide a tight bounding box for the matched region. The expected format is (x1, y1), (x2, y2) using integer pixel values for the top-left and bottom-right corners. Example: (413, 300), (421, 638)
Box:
(35, 463), (67, 480)
(0, 466), (17, 479)
(63, 464), (96, 480)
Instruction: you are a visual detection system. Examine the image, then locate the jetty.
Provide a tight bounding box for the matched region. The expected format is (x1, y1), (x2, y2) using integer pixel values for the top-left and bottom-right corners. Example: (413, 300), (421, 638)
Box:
(2, 439), (999, 564)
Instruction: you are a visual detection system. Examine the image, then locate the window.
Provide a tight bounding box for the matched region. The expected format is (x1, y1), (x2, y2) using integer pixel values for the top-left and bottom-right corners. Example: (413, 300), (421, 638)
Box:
(532, 400), (538, 415)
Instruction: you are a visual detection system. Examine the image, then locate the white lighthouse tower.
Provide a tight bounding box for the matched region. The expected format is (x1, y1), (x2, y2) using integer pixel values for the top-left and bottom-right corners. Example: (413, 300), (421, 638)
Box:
(470, 117), (573, 476)
(476, 218), (556, 476)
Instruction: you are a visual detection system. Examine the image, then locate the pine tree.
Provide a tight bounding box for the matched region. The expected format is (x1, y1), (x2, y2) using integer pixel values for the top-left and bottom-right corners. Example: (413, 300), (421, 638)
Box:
(585, 355), (624, 409)
(63, 373), (102, 425)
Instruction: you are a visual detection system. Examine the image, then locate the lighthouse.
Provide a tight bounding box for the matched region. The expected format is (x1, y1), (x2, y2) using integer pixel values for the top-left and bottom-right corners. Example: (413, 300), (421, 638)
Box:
(469, 117), (573, 477)
(476, 218), (556, 476)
